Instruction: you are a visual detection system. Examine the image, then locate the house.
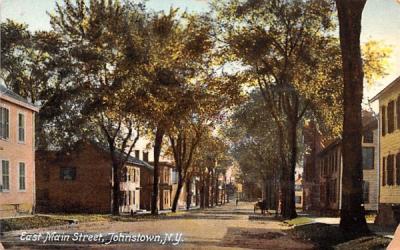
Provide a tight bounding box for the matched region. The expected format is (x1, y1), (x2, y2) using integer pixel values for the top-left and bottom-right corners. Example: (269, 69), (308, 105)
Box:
(316, 114), (379, 215)
(295, 174), (303, 209)
(302, 121), (325, 212)
(35, 142), (152, 214)
(0, 83), (39, 218)
(140, 162), (173, 211)
(371, 76), (400, 226)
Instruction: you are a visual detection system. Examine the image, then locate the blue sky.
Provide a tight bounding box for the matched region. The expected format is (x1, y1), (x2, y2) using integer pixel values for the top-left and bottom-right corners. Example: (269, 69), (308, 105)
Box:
(1, 0), (399, 102)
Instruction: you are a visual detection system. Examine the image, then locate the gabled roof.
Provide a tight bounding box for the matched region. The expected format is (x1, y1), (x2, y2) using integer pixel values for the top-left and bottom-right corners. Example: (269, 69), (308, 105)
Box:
(370, 75), (400, 102)
(91, 141), (154, 171)
(0, 84), (39, 112)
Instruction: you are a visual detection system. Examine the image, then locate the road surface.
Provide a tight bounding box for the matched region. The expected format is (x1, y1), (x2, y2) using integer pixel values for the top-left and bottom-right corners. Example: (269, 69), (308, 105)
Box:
(1, 202), (313, 249)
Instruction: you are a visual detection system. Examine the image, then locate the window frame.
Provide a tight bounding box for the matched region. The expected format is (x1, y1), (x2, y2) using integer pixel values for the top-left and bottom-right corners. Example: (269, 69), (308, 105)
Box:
(0, 106), (10, 141)
(1, 159), (10, 192)
(363, 181), (369, 203)
(59, 167), (77, 181)
(362, 147), (375, 170)
(17, 111), (26, 143)
(18, 162), (26, 191)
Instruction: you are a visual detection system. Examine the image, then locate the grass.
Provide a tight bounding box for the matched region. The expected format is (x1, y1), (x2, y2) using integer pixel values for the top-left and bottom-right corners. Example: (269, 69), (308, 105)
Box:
(0, 216), (68, 233)
(288, 223), (391, 249)
(283, 216), (313, 226)
(0, 211), (190, 233)
(49, 214), (111, 223)
(335, 236), (391, 250)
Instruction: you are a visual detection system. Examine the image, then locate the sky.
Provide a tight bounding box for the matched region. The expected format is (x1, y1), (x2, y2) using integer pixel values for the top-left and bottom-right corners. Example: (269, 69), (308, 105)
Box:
(1, 0), (399, 106)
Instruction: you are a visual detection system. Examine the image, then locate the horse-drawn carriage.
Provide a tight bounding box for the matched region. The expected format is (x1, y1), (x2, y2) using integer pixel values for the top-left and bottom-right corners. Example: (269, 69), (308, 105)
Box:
(253, 200), (271, 215)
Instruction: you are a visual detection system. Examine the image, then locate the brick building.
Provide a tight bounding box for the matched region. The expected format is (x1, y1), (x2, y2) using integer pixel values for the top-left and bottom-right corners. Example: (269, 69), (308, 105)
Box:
(0, 83), (39, 217)
(36, 142), (152, 214)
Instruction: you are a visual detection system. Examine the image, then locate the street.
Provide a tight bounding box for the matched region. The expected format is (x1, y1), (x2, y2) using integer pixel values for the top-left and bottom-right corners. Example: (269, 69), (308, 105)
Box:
(1, 202), (313, 249)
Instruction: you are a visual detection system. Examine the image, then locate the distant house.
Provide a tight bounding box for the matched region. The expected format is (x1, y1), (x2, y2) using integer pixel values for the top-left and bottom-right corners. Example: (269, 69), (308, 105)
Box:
(302, 121), (325, 212)
(0, 83), (39, 217)
(371, 76), (400, 226)
(140, 162), (173, 211)
(35, 142), (152, 214)
(316, 114), (379, 215)
(295, 175), (303, 209)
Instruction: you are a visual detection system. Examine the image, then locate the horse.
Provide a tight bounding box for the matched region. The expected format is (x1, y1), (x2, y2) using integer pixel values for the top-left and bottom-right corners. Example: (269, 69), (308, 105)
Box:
(254, 200), (269, 214)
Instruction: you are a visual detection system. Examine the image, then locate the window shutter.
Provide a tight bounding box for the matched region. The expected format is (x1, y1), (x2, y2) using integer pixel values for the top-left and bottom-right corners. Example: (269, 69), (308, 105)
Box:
(5, 108), (9, 139)
(382, 106), (386, 136)
(397, 96), (400, 129)
(383, 157), (386, 186)
(397, 154), (400, 186)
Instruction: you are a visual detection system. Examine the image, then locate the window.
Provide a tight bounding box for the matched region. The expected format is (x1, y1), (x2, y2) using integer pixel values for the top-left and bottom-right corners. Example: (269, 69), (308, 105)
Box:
(0, 107), (9, 140)
(295, 196), (302, 204)
(387, 155), (394, 186)
(143, 152), (149, 162)
(382, 106), (386, 136)
(60, 167), (76, 181)
(397, 154), (400, 186)
(133, 191), (136, 205)
(1, 160), (9, 191)
(135, 150), (140, 159)
(133, 169), (136, 182)
(363, 131), (374, 143)
(383, 157), (386, 186)
(19, 162), (26, 190)
(295, 184), (302, 191)
(363, 181), (369, 203)
(18, 113), (25, 142)
(362, 147), (374, 169)
(388, 101), (395, 133)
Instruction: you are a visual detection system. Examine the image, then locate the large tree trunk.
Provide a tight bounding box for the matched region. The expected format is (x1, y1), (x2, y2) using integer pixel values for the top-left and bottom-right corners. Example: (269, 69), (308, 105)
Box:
(111, 161), (120, 215)
(151, 127), (164, 215)
(205, 170), (211, 207)
(215, 174), (219, 206)
(282, 118), (298, 219)
(186, 178), (192, 210)
(336, 0), (369, 234)
(211, 170), (215, 207)
(172, 169), (184, 212)
(200, 174), (205, 208)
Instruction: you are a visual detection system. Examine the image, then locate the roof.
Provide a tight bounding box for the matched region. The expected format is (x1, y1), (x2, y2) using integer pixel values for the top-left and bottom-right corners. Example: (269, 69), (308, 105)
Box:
(0, 84), (39, 112)
(370, 75), (400, 102)
(318, 113), (378, 157)
(91, 141), (154, 171)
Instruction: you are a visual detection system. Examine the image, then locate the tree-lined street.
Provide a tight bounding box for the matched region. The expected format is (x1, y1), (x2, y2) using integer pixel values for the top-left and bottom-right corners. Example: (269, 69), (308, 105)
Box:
(2, 202), (313, 249)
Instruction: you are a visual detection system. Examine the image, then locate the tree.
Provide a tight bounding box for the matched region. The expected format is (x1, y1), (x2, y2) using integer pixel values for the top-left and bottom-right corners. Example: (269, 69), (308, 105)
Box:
(144, 9), (239, 214)
(335, 0), (369, 234)
(49, 0), (149, 215)
(213, 0), (337, 219)
(224, 90), (282, 210)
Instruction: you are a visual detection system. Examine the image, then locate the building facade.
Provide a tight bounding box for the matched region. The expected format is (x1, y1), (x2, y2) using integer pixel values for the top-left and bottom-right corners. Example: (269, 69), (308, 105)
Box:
(140, 162), (173, 211)
(0, 84), (39, 217)
(36, 142), (149, 214)
(372, 76), (400, 226)
(316, 116), (379, 215)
